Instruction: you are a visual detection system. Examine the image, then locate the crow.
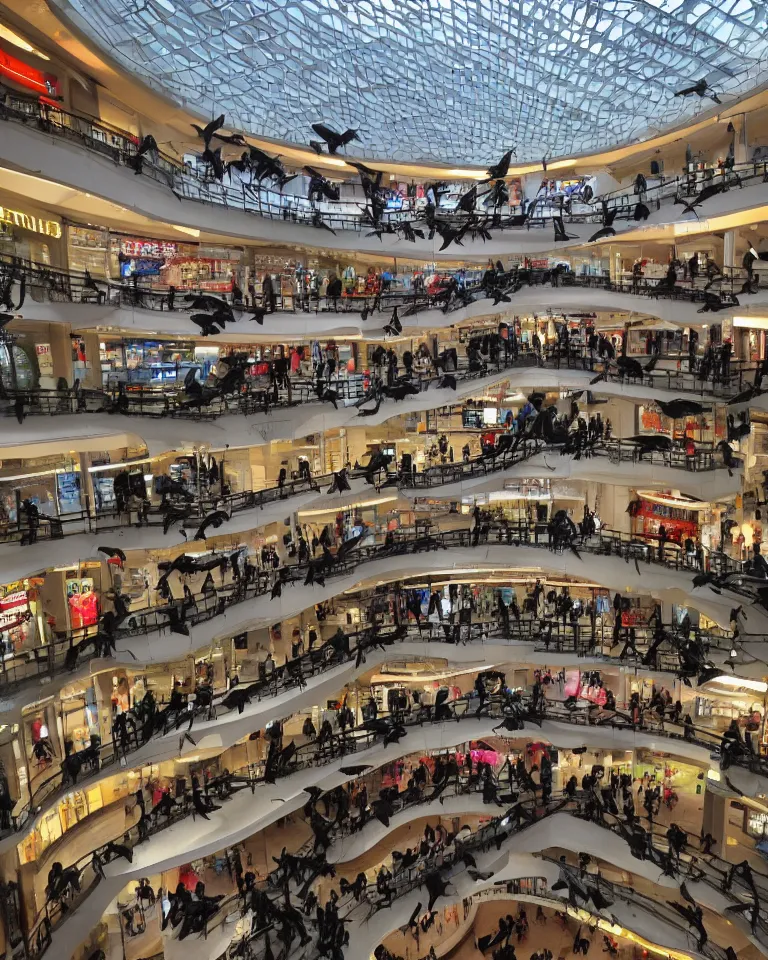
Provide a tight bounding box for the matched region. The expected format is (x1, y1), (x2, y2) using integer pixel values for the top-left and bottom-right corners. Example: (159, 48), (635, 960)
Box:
(310, 123), (360, 154)
(127, 134), (159, 175)
(191, 510), (230, 542)
(97, 546), (127, 566)
(191, 114), (225, 147)
(656, 399), (710, 419)
(674, 78), (721, 104)
(676, 181), (727, 217)
(553, 216), (577, 242)
(485, 149), (515, 181)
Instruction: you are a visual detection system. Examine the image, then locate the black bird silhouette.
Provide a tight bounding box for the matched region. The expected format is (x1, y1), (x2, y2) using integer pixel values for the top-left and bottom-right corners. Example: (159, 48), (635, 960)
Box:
(310, 123), (360, 154)
(184, 293), (233, 315)
(371, 798), (395, 827)
(383, 308), (402, 337)
(553, 216), (577, 242)
(717, 440), (741, 476)
(588, 202), (618, 243)
(485, 149), (515, 181)
(191, 114), (225, 147)
(656, 399), (710, 419)
(327, 469), (351, 494)
(248, 147), (297, 188)
(320, 387), (339, 409)
(202, 146), (225, 180)
(404, 903), (422, 933)
(190, 314), (226, 337)
(676, 181), (727, 216)
(424, 871), (451, 912)
(311, 211), (336, 234)
(246, 305), (267, 324)
(305, 166), (341, 201)
(398, 221), (425, 243)
(457, 185), (479, 213)
(97, 546), (127, 565)
(127, 134), (158, 175)
(588, 225), (616, 242)
(222, 688), (251, 714)
(698, 292), (737, 313)
(674, 78), (721, 104)
(383, 381), (419, 402)
(727, 384), (763, 405)
(191, 510), (230, 541)
(626, 434), (673, 457)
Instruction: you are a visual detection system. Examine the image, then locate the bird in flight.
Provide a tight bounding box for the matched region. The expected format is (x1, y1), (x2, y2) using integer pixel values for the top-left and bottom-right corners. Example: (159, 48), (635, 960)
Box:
(674, 78), (721, 104)
(310, 123), (360, 154)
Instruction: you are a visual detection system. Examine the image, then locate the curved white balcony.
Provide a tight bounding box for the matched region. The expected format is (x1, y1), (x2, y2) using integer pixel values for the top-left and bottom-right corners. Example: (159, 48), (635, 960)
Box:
(1, 360), (761, 458)
(2, 104), (768, 260)
(9, 271), (763, 341)
(34, 713), (731, 960)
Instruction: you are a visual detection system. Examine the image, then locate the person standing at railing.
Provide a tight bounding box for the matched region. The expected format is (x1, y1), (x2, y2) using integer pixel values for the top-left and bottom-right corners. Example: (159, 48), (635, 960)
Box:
(262, 272), (276, 313)
(720, 340), (732, 382)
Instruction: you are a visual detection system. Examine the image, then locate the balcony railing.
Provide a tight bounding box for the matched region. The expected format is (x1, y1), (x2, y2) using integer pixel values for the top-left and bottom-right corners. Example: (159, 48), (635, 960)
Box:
(0, 520), (751, 711)
(24, 695), (755, 960)
(5, 594), (761, 851)
(2, 91), (765, 242)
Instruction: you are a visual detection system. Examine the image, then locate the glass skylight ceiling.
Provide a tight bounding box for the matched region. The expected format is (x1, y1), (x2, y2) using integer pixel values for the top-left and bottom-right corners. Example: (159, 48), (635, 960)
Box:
(63, 0), (768, 164)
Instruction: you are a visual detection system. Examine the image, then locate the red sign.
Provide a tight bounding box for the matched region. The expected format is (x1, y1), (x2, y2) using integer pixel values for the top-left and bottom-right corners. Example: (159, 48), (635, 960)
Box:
(0, 591), (28, 611)
(120, 238), (178, 259)
(0, 50), (60, 98)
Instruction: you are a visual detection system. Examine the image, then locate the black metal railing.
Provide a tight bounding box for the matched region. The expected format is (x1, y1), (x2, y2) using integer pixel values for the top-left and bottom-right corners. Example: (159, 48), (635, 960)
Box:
(2, 91), (765, 243)
(0, 519), (750, 707)
(25, 695), (751, 960)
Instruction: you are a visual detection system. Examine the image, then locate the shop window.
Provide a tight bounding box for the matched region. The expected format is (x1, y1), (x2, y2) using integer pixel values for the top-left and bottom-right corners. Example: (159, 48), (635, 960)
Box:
(67, 226), (111, 278)
(0, 343), (36, 390)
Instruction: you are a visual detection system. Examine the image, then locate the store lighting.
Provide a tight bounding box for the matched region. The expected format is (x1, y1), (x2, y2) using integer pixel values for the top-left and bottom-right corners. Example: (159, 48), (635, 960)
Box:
(298, 495), (398, 516)
(734, 316), (768, 330)
(172, 225), (201, 238)
(708, 674), (768, 693)
(88, 457), (156, 473)
(0, 23), (50, 60)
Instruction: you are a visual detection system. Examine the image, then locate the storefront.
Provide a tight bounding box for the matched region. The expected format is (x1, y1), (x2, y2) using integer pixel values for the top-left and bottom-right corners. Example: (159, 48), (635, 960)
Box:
(629, 492), (703, 546)
(637, 401), (723, 445)
(66, 225), (243, 291)
(0, 193), (64, 267)
(0, 582), (40, 660)
(0, 462), (86, 528)
(38, 562), (105, 638)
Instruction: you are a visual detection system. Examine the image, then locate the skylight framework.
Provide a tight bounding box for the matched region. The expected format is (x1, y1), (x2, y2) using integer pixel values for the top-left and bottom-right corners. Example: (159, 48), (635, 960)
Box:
(63, 0), (768, 163)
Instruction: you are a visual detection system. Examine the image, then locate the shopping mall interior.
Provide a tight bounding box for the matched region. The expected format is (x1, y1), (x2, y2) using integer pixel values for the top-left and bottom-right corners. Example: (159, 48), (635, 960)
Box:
(4, 4), (768, 960)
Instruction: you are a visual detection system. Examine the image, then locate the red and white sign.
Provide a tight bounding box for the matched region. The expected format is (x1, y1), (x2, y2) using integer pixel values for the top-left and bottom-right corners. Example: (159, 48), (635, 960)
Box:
(120, 238), (178, 259)
(0, 591), (28, 612)
(35, 343), (54, 375)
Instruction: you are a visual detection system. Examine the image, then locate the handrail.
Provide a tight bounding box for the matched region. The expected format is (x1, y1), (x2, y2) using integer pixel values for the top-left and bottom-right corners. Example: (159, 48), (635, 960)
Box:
(1, 91), (765, 241)
(0, 519), (751, 720)
(25, 696), (749, 960)
(3, 603), (751, 852)
(0, 242), (756, 322)
(0, 426), (725, 554)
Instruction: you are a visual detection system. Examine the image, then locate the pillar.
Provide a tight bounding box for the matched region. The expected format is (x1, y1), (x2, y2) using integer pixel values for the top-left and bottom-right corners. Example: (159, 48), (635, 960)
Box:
(723, 229), (737, 275)
(78, 454), (96, 519)
(730, 114), (748, 165)
(702, 789), (731, 859)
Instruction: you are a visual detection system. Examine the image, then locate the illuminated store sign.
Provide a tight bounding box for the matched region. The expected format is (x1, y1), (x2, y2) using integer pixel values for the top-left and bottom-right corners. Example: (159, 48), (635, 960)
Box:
(120, 237), (178, 259)
(0, 206), (61, 239)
